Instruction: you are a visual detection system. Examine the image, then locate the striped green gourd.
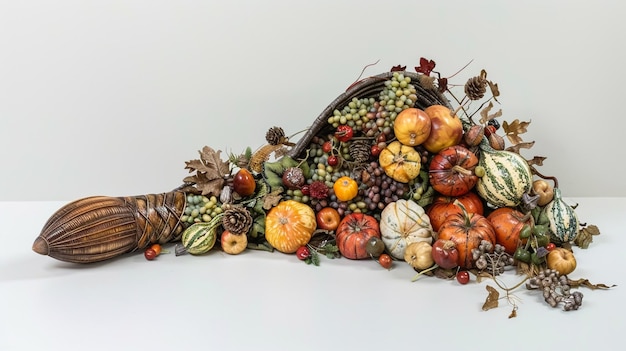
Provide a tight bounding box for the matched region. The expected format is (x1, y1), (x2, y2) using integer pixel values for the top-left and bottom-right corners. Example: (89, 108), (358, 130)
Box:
(180, 214), (222, 255)
(475, 141), (532, 207)
(540, 188), (579, 243)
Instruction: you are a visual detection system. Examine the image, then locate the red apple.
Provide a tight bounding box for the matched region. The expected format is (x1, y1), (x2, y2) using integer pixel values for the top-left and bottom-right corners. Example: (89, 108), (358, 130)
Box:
(422, 105), (463, 153)
(221, 230), (248, 255)
(315, 207), (341, 231)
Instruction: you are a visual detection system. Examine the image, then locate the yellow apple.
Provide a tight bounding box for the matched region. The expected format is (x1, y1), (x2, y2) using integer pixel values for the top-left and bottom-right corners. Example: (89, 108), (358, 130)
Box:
(220, 230), (248, 255)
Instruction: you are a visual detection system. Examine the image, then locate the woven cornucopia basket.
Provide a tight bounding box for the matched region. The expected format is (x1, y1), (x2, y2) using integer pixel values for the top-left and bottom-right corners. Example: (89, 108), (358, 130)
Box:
(32, 62), (608, 314)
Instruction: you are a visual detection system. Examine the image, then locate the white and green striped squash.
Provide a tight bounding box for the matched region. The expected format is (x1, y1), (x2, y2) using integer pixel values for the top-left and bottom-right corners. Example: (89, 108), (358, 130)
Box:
(181, 221), (218, 255)
(476, 143), (532, 207)
(540, 188), (579, 243)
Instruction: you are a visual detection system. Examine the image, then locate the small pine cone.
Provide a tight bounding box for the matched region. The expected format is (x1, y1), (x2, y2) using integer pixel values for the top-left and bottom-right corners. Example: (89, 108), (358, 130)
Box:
(464, 76), (488, 100)
(222, 206), (253, 235)
(349, 140), (371, 163)
(265, 126), (286, 146)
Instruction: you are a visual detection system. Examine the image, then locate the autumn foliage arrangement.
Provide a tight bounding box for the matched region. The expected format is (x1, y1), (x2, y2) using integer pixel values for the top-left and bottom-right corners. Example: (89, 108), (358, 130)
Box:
(33, 57), (613, 317)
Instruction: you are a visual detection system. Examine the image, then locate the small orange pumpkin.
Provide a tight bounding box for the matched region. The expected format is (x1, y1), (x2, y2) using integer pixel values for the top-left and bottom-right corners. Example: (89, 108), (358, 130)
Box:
(265, 200), (316, 253)
(378, 141), (421, 183)
(333, 176), (359, 202)
(336, 213), (380, 260)
(486, 207), (530, 255)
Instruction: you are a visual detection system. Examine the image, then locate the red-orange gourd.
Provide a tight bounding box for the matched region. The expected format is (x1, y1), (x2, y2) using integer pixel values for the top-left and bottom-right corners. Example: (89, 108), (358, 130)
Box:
(336, 213), (380, 260)
(429, 145), (479, 197)
(427, 192), (484, 232)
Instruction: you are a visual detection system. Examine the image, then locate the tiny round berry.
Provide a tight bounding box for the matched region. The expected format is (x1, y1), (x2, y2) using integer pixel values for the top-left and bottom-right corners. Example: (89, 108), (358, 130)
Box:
(370, 145), (382, 157)
(296, 246), (310, 260)
(144, 248), (157, 261)
(456, 270), (470, 284)
(546, 242), (557, 251)
(327, 155), (339, 167)
(322, 141), (333, 153)
(378, 253), (393, 269)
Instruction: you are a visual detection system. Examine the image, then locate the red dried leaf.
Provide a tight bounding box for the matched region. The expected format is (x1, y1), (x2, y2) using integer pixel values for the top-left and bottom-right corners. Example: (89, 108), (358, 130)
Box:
(415, 57), (436, 76)
(391, 65), (406, 72)
(437, 77), (448, 93)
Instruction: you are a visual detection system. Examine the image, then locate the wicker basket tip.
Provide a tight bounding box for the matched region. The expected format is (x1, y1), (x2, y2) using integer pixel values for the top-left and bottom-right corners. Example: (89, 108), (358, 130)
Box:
(32, 236), (49, 255)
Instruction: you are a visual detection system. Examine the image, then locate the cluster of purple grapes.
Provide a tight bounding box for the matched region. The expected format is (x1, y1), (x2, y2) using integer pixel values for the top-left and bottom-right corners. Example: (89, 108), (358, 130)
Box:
(359, 161), (408, 212)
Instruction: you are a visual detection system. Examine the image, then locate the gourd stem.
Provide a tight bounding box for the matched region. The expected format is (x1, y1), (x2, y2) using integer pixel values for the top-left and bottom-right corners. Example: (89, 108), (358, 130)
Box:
(529, 165), (559, 189)
(411, 264), (439, 282)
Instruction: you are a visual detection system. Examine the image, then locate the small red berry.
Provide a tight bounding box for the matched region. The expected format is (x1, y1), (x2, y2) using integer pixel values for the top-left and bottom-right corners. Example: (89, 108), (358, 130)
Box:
(327, 155), (339, 167)
(150, 244), (162, 256)
(322, 141), (333, 153)
(300, 185), (310, 196)
(144, 248), (157, 261)
(378, 253), (393, 269)
(370, 145), (381, 157)
(456, 270), (470, 284)
(484, 125), (497, 137)
(335, 125), (354, 142)
(546, 242), (557, 251)
(296, 246), (310, 260)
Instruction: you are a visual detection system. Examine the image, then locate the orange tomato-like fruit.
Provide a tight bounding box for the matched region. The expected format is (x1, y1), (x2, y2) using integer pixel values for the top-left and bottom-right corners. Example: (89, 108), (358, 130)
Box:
(333, 176), (359, 202)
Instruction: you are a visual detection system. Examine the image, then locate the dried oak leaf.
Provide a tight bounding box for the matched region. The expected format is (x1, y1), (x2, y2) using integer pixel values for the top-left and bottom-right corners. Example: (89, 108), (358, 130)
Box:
(502, 119), (531, 145)
(183, 146), (230, 196)
(526, 156), (547, 167)
(488, 81), (500, 101)
(479, 102), (503, 125)
(482, 285), (500, 311)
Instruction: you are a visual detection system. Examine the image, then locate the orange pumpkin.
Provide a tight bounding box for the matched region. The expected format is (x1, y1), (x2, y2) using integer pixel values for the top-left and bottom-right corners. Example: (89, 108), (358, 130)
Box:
(437, 205), (496, 268)
(378, 141), (421, 183)
(336, 213), (380, 260)
(393, 108), (432, 146)
(486, 207), (530, 254)
(265, 200), (316, 253)
(426, 192), (484, 232)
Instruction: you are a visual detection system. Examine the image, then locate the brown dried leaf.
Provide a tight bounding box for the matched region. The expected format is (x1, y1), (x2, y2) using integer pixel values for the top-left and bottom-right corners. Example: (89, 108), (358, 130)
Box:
(568, 278), (616, 290)
(585, 224), (601, 235)
(508, 307), (517, 319)
(479, 102), (503, 125)
(505, 141), (535, 154)
(391, 65), (406, 72)
(488, 81), (500, 101)
(574, 228), (593, 249)
(526, 156), (547, 167)
(262, 190), (283, 210)
(183, 146), (231, 196)
(502, 119), (531, 145)
(482, 285), (500, 311)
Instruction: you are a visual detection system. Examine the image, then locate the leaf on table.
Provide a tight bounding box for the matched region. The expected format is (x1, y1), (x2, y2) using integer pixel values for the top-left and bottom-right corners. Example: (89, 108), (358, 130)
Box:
(568, 278), (616, 290)
(482, 285), (500, 311)
(502, 119), (531, 145)
(183, 146), (231, 196)
(479, 102), (503, 125)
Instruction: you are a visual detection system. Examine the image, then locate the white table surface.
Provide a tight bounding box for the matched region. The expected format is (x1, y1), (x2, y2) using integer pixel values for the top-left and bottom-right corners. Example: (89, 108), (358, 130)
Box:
(1, 198), (623, 351)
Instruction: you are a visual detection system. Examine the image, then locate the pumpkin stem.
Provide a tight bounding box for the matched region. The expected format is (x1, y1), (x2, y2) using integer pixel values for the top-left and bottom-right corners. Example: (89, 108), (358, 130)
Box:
(451, 165), (473, 176)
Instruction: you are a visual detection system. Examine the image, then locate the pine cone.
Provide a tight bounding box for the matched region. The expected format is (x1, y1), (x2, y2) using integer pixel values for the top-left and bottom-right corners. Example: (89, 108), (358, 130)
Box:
(222, 206), (253, 235)
(464, 76), (487, 100)
(349, 139), (371, 163)
(265, 126), (286, 146)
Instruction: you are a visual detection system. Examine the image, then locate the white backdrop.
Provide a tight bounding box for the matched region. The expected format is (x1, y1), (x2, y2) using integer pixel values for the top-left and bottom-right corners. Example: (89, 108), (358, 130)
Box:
(1, 0), (624, 201)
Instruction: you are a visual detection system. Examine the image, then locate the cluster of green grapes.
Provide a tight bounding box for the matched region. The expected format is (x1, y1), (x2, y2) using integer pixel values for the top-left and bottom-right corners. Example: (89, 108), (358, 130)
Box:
(180, 194), (223, 225)
(327, 97), (376, 132)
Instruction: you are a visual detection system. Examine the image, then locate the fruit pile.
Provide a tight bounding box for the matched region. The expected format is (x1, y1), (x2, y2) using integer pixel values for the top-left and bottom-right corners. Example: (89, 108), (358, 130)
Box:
(172, 63), (606, 314)
(34, 60), (609, 316)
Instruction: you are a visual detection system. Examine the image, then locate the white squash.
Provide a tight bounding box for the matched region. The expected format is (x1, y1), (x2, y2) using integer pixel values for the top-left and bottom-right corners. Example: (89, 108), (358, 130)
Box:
(379, 199), (434, 259)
